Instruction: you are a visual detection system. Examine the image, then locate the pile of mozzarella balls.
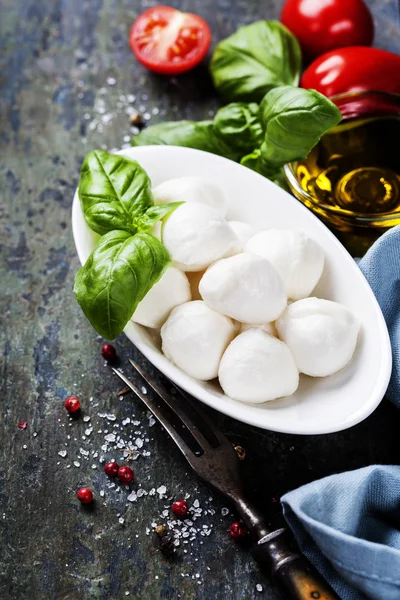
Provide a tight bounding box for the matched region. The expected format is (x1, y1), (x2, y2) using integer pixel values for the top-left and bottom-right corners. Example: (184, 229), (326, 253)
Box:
(131, 177), (360, 404)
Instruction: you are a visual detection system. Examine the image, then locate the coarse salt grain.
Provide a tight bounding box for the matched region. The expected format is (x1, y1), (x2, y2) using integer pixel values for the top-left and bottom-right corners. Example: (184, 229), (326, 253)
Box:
(58, 450), (67, 458)
(157, 485), (167, 497)
(256, 584), (263, 592)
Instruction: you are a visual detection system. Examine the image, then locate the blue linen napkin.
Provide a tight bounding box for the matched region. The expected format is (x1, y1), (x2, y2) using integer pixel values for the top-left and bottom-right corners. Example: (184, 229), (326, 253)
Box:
(281, 227), (400, 599)
(281, 465), (400, 600)
(359, 226), (400, 407)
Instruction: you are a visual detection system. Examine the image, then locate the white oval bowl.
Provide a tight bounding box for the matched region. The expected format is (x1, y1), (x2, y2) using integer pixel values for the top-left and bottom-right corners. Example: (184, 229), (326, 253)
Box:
(72, 146), (392, 435)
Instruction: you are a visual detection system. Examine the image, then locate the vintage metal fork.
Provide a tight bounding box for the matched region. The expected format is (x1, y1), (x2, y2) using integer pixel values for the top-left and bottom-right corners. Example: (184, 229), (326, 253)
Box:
(112, 358), (339, 600)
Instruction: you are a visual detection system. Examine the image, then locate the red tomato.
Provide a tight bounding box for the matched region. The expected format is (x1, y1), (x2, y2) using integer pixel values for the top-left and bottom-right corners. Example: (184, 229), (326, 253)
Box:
(129, 6), (211, 75)
(301, 47), (400, 98)
(281, 0), (374, 61)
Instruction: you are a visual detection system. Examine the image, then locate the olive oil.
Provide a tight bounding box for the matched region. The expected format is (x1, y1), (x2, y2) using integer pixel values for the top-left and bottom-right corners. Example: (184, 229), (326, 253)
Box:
(295, 116), (400, 226)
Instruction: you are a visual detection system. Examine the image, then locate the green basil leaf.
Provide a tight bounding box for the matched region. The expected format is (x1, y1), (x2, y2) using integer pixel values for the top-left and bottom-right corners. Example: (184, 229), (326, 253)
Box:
(136, 202), (182, 233)
(74, 231), (171, 340)
(131, 120), (242, 162)
(213, 102), (264, 154)
(210, 21), (301, 103)
(241, 149), (274, 175)
(132, 120), (210, 146)
(240, 150), (289, 190)
(259, 86), (342, 168)
(79, 150), (153, 236)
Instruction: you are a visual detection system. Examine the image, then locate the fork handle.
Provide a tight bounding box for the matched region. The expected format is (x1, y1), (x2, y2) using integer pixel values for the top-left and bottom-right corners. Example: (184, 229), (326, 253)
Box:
(251, 527), (340, 600)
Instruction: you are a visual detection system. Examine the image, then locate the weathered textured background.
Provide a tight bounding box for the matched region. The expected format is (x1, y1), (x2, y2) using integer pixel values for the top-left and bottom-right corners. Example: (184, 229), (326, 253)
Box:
(1, 1), (400, 598)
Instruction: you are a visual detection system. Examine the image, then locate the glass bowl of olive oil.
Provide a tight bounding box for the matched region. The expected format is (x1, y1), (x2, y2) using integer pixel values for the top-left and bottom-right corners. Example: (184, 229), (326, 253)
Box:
(285, 91), (400, 250)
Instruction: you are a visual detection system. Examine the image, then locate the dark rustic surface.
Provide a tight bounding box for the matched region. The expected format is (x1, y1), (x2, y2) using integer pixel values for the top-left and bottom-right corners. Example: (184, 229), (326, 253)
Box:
(1, 1), (400, 599)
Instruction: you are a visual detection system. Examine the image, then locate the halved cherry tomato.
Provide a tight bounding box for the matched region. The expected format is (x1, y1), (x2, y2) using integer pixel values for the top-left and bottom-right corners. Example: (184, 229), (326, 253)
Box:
(129, 6), (212, 75)
(281, 0), (374, 61)
(301, 47), (400, 98)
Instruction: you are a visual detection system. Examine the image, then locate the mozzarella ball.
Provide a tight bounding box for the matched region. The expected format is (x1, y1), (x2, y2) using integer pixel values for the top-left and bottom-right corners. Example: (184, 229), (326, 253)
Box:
(219, 328), (299, 403)
(132, 267), (191, 329)
(161, 301), (236, 380)
(245, 230), (324, 300)
(186, 270), (205, 301)
(240, 321), (278, 337)
(228, 221), (254, 251)
(162, 203), (239, 272)
(199, 253), (287, 324)
(276, 298), (360, 377)
(153, 176), (227, 217)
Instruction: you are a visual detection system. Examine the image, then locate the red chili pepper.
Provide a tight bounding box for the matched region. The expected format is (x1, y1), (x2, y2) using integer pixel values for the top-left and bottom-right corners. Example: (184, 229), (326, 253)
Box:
(281, 0), (374, 61)
(301, 47), (400, 98)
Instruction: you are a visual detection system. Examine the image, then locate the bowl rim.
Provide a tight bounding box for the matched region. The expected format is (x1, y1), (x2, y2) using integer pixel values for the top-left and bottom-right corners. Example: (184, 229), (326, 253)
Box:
(72, 145), (392, 435)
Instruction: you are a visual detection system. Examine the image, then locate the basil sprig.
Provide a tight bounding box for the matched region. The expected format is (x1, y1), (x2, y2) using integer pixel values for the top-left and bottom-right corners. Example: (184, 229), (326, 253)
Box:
(130, 120), (243, 163)
(131, 102), (264, 166)
(131, 87), (341, 188)
(74, 231), (171, 340)
(210, 21), (302, 103)
(75, 150), (179, 340)
(79, 150), (178, 235)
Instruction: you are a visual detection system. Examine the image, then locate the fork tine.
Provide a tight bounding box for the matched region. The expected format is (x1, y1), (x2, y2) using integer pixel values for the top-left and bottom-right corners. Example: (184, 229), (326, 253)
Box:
(173, 385), (235, 450)
(128, 358), (214, 450)
(129, 358), (233, 451)
(111, 368), (196, 462)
